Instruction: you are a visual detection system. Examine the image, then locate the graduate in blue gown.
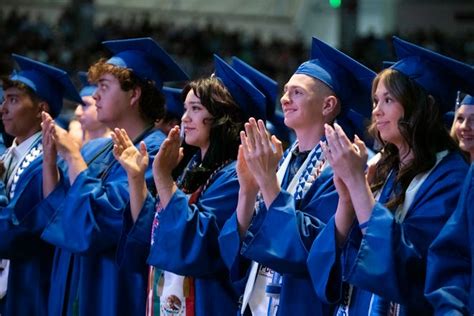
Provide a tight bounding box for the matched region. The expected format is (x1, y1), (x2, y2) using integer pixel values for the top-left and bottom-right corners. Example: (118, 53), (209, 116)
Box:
(114, 55), (266, 315)
(68, 71), (110, 146)
(0, 55), (82, 316)
(449, 94), (474, 162)
(307, 36), (474, 315)
(218, 37), (376, 315)
(39, 37), (189, 316)
(425, 100), (474, 315)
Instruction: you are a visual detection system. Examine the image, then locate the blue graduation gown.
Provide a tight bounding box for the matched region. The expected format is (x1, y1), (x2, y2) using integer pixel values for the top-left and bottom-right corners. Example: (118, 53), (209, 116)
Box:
(218, 157), (338, 315)
(308, 151), (468, 315)
(425, 163), (474, 315)
(0, 145), (54, 316)
(118, 161), (241, 315)
(39, 130), (166, 316)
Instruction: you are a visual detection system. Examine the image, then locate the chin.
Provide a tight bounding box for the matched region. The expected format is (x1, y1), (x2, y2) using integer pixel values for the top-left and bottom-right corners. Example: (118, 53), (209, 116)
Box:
(283, 118), (297, 130)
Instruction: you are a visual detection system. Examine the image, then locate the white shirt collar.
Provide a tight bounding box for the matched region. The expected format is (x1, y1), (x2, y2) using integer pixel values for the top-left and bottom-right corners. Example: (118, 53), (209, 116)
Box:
(10, 132), (41, 160)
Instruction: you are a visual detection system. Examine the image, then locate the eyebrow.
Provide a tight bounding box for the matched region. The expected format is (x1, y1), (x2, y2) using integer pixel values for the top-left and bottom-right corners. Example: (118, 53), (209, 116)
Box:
(4, 92), (21, 98)
(98, 79), (111, 84)
(284, 84), (303, 90)
(186, 101), (202, 105)
(374, 91), (391, 97)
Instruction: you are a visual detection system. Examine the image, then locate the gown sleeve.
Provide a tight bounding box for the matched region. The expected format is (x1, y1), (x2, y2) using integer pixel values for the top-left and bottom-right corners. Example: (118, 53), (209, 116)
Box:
(147, 162), (240, 277)
(342, 153), (468, 308)
(240, 167), (338, 275)
(425, 164), (474, 315)
(41, 133), (164, 255)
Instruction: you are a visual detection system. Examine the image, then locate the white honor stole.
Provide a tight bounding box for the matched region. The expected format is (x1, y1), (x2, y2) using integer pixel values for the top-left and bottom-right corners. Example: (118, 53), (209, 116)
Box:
(241, 143), (323, 315)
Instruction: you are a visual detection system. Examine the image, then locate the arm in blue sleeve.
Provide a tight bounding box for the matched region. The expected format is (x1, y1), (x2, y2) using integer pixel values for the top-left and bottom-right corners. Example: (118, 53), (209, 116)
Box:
(425, 165), (474, 315)
(0, 160), (64, 257)
(307, 216), (344, 304)
(218, 212), (252, 294)
(116, 193), (156, 273)
(148, 163), (239, 277)
(41, 135), (162, 255)
(344, 155), (468, 308)
(241, 170), (338, 275)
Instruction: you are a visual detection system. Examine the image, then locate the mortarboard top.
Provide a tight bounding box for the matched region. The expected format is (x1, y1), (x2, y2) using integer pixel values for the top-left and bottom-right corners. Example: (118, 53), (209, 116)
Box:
(461, 94), (474, 107)
(7, 54), (82, 118)
(163, 86), (184, 119)
(213, 54), (266, 121)
(78, 71), (97, 98)
(230, 56), (278, 117)
(294, 36), (376, 119)
(382, 61), (395, 69)
(102, 37), (189, 90)
(391, 36), (474, 114)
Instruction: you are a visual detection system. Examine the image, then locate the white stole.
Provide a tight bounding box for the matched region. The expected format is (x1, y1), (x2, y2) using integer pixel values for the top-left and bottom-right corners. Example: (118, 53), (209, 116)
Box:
(241, 143), (320, 315)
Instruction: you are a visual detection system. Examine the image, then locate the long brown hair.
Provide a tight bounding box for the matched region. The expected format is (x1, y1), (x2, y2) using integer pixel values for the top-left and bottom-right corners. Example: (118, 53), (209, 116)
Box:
(180, 77), (244, 192)
(368, 69), (460, 210)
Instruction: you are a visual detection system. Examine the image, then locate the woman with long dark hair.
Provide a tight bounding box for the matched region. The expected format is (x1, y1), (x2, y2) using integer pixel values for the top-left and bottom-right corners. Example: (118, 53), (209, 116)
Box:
(307, 36), (474, 314)
(113, 55), (266, 315)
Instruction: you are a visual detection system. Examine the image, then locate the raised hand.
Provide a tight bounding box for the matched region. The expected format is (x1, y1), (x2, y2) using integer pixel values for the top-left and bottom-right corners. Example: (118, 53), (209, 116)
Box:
(240, 118), (283, 208)
(236, 145), (259, 236)
(41, 111), (60, 196)
(236, 145), (259, 196)
(240, 118), (283, 187)
(152, 126), (182, 208)
(42, 112), (82, 162)
(323, 122), (368, 185)
(112, 128), (148, 179)
(41, 111), (58, 166)
(323, 122), (374, 231)
(152, 126), (183, 183)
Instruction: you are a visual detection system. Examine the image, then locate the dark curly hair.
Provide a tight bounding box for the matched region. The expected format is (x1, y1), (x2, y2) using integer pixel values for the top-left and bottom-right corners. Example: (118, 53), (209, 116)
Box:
(88, 58), (165, 124)
(180, 77), (244, 192)
(368, 68), (461, 210)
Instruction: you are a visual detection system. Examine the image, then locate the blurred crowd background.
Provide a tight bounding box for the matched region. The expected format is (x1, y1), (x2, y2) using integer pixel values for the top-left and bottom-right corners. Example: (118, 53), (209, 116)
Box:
(0, 0), (473, 102)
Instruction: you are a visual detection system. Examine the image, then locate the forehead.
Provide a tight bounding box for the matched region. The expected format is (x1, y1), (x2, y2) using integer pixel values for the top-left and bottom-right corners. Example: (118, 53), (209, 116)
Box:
(184, 89), (200, 102)
(3, 86), (29, 96)
(374, 80), (390, 94)
(98, 73), (119, 83)
(285, 74), (317, 89)
(458, 104), (474, 115)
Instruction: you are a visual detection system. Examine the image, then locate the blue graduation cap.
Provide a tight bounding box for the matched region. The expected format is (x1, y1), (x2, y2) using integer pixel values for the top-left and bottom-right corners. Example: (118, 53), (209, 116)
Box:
(163, 86), (184, 119)
(213, 54), (267, 120)
(102, 37), (189, 90)
(78, 71), (97, 97)
(230, 57), (278, 117)
(294, 37), (376, 119)
(391, 36), (474, 114)
(7, 54), (82, 118)
(382, 61), (395, 69)
(461, 94), (474, 107)
(230, 57), (292, 141)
